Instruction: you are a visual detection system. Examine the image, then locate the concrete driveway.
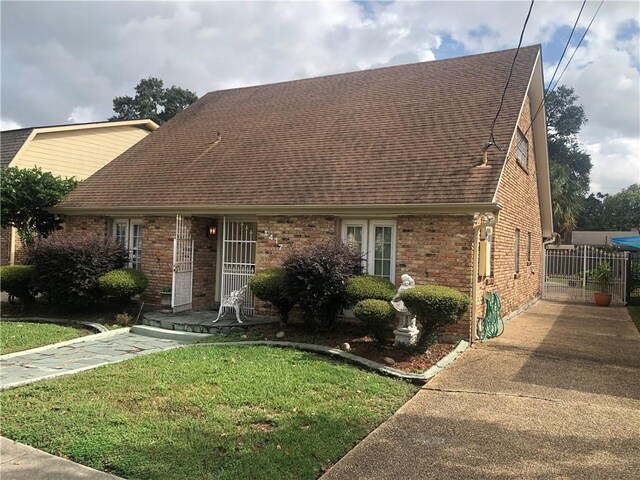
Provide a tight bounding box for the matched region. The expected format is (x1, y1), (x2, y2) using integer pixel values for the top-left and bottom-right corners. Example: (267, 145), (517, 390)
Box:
(323, 300), (640, 479)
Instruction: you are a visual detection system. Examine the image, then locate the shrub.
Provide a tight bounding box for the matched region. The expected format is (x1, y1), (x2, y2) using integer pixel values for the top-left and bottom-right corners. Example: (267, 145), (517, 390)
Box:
(0, 265), (35, 302)
(115, 312), (135, 327)
(98, 268), (149, 301)
(282, 242), (363, 331)
(249, 268), (295, 324)
(345, 275), (396, 307)
(353, 299), (396, 344)
(399, 285), (470, 338)
(27, 235), (128, 310)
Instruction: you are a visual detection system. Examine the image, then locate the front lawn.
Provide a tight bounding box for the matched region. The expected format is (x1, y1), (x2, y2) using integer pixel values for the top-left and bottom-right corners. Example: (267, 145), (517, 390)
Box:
(0, 345), (417, 480)
(0, 321), (88, 354)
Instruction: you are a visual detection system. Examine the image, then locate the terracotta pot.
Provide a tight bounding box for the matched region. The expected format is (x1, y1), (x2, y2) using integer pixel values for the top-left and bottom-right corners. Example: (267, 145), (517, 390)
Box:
(594, 292), (612, 307)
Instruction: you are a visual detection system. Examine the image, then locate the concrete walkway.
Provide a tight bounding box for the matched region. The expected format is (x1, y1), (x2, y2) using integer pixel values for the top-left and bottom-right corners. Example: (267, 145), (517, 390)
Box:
(322, 300), (640, 479)
(0, 437), (123, 479)
(1, 330), (185, 390)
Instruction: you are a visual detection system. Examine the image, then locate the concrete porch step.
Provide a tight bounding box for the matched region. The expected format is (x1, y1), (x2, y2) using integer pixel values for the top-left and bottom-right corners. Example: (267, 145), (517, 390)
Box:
(141, 310), (278, 336)
(130, 325), (212, 342)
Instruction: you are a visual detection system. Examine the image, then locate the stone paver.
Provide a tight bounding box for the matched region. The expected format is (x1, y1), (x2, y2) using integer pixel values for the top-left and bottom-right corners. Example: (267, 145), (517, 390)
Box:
(0, 332), (184, 390)
(322, 300), (640, 479)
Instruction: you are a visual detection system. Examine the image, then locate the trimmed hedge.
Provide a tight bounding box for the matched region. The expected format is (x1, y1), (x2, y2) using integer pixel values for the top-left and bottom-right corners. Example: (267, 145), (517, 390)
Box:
(399, 285), (470, 337)
(98, 268), (149, 300)
(345, 275), (396, 308)
(27, 235), (128, 310)
(353, 299), (396, 344)
(0, 265), (35, 302)
(248, 268), (295, 324)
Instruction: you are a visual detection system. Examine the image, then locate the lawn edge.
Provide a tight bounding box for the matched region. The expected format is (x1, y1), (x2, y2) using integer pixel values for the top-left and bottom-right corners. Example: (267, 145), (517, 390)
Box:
(189, 339), (469, 384)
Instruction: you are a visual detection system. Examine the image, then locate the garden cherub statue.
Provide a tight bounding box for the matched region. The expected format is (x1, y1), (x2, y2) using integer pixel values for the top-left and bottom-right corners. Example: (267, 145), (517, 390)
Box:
(391, 274), (417, 331)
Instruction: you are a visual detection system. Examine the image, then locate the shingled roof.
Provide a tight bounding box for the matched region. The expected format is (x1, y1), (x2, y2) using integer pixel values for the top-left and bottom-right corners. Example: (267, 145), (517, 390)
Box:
(1, 128), (33, 168)
(58, 45), (541, 212)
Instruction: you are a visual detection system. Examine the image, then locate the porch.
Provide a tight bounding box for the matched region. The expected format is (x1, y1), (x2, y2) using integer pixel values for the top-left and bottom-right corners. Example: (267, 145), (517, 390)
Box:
(142, 309), (278, 335)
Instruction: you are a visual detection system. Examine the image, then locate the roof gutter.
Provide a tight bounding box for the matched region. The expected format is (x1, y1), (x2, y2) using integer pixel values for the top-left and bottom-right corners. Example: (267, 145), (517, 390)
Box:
(51, 202), (503, 217)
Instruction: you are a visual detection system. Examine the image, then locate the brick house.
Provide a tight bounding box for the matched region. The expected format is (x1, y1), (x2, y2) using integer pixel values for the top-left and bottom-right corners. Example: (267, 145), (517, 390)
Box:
(53, 45), (553, 342)
(1, 119), (158, 265)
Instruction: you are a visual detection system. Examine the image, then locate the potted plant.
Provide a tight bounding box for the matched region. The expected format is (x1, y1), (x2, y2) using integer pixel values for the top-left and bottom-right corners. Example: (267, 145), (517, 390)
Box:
(160, 285), (172, 307)
(593, 261), (613, 307)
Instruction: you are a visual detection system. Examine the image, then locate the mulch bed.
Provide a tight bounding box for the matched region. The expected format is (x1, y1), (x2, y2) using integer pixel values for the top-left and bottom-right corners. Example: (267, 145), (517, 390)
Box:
(237, 320), (456, 374)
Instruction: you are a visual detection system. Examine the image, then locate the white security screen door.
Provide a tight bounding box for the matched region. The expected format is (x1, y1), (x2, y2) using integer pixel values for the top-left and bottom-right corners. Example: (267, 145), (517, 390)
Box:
(172, 215), (194, 312)
(220, 218), (257, 316)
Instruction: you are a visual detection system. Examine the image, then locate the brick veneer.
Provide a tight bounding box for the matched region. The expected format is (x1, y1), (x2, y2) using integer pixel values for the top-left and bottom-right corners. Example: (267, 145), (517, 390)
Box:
(1, 227), (12, 265)
(476, 95), (543, 322)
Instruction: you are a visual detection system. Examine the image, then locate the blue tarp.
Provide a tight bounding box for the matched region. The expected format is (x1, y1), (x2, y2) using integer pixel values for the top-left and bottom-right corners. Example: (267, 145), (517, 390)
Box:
(611, 236), (640, 249)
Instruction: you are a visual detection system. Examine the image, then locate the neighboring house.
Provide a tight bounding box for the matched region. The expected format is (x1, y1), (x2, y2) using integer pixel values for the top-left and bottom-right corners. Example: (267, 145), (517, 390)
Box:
(571, 230), (639, 248)
(1, 119), (159, 265)
(54, 45), (553, 341)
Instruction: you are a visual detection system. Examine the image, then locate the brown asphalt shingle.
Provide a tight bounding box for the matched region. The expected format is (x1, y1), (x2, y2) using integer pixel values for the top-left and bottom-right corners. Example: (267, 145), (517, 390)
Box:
(1, 128), (33, 168)
(58, 45), (540, 211)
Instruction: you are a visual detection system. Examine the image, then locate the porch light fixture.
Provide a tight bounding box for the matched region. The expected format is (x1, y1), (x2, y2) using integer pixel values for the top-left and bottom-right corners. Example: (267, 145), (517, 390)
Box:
(207, 222), (218, 237)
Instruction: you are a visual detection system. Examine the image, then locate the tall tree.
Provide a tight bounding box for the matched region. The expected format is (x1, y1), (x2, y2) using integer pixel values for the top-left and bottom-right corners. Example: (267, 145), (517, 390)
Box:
(110, 77), (198, 125)
(1, 167), (79, 245)
(603, 183), (640, 231)
(545, 85), (592, 239)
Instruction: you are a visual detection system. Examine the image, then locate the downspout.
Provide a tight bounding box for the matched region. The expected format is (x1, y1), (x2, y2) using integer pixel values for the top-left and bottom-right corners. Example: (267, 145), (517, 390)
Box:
(471, 212), (498, 344)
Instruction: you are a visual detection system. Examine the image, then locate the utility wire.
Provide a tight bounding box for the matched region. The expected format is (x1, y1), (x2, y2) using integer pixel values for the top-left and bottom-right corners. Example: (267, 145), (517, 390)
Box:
(524, 0), (605, 138)
(486, 0), (535, 151)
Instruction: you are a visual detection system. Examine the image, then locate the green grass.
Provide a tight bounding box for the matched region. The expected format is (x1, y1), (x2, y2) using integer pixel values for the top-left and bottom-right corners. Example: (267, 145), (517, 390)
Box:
(0, 321), (88, 354)
(628, 306), (640, 332)
(0, 346), (417, 480)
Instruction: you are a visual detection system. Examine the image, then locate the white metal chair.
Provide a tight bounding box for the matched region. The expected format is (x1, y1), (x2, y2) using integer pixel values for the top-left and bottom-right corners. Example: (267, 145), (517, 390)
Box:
(213, 286), (247, 324)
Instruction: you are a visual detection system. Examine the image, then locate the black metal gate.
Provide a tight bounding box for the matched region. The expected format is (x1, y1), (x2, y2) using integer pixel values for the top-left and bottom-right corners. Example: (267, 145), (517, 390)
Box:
(628, 252), (640, 305)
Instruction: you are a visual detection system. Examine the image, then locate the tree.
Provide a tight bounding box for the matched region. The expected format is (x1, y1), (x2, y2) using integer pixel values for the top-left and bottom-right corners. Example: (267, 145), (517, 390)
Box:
(603, 184), (640, 231)
(1, 167), (78, 245)
(545, 85), (593, 239)
(576, 192), (606, 230)
(110, 77), (198, 125)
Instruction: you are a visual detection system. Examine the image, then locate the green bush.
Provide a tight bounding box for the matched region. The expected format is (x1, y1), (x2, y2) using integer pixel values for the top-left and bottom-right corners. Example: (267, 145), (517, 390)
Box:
(399, 285), (470, 338)
(282, 242), (363, 331)
(353, 299), (396, 344)
(98, 268), (149, 300)
(345, 275), (396, 307)
(0, 265), (35, 302)
(27, 235), (128, 310)
(249, 268), (295, 324)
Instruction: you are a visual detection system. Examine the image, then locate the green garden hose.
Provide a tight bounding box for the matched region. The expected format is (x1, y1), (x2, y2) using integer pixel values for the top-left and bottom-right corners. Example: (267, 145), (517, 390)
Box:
(479, 291), (503, 341)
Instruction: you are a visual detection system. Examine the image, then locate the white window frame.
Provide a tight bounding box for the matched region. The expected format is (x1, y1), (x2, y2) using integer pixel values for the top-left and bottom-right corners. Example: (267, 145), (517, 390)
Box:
(516, 128), (529, 171)
(113, 218), (144, 269)
(341, 220), (368, 272)
(340, 219), (396, 282)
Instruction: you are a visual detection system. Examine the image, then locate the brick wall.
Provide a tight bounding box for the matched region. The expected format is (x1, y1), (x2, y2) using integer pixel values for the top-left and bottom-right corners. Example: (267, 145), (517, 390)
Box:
(190, 217), (217, 308)
(62, 216), (109, 237)
(140, 216), (175, 305)
(397, 215), (475, 340)
(1, 227), (12, 265)
(476, 95), (543, 322)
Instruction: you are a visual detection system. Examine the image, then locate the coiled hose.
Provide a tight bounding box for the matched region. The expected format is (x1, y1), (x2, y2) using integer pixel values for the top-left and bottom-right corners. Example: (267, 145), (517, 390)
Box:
(479, 291), (503, 341)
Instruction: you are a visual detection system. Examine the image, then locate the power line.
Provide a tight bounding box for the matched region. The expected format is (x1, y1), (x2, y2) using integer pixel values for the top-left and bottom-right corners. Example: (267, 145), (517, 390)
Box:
(486, 0), (535, 151)
(524, 0), (605, 138)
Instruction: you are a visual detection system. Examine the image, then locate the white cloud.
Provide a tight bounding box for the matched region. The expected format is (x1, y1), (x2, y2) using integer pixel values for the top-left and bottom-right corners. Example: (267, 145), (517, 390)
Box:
(1, 0), (638, 193)
(67, 106), (99, 124)
(1, 118), (21, 130)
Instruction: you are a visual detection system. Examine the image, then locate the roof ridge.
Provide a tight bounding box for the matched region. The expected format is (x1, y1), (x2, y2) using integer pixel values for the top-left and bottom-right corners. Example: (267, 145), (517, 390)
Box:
(1, 118), (154, 134)
(201, 44), (541, 97)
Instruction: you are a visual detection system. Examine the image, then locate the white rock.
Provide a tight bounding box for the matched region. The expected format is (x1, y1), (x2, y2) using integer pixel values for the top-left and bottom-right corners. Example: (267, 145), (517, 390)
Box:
(276, 331), (285, 339)
(383, 357), (396, 366)
(341, 342), (351, 352)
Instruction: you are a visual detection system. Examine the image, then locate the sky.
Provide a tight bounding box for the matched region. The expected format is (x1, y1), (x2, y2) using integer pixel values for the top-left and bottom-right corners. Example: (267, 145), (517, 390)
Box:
(1, 0), (639, 195)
